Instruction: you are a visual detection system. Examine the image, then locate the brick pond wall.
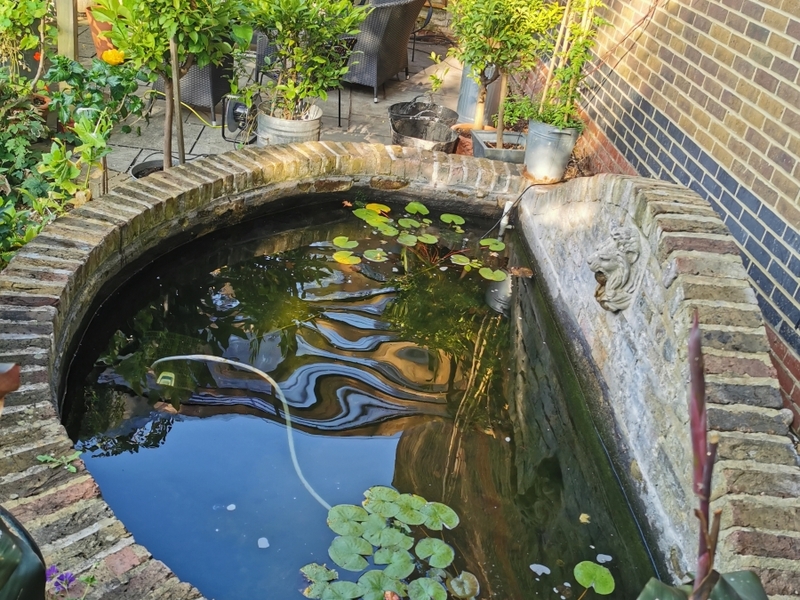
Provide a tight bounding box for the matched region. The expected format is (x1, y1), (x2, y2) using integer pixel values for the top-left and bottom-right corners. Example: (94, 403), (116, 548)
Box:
(0, 143), (797, 597)
(577, 0), (800, 431)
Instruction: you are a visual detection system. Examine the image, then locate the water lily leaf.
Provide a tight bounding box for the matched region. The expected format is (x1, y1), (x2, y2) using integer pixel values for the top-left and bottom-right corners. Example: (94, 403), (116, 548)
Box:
(479, 267), (507, 281)
(454, 226), (464, 234)
(408, 578), (447, 600)
(322, 581), (363, 600)
(353, 208), (379, 220)
(450, 254), (471, 266)
(422, 218), (432, 225)
(479, 238), (506, 251)
(365, 214), (390, 226)
(333, 251), (361, 265)
(394, 494), (426, 525)
(574, 561), (615, 595)
(363, 486), (400, 518)
(415, 538), (455, 569)
(329, 536), (373, 571)
(448, 571), (480, 599)
(357, 570), (406, 600)
(302, 563), (339, 583)
(398, 218), (420, 229)
(361, 513), (389, 538)
(304, 582), (329, 598)
(333, 236), (359, 249)
(328, 505), (368, 536)
(440, 213), (465, 225)
(364, 525), (412, 548)
(396, 233), (418, 247)
(420, 502), (460, 530)
(417, 233), (438, 245)
(405, 201), (429, 215)
(363, 248), (389, 262)
(377, 224), (399, 236)
(366, 203), (391, 214)
(381, 551), (415, 580)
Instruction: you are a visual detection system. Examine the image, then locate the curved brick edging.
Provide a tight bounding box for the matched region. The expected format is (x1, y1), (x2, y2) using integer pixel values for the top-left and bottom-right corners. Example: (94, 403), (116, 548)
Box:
(0, 143), (526, 599)
(0, 143), (797, 597)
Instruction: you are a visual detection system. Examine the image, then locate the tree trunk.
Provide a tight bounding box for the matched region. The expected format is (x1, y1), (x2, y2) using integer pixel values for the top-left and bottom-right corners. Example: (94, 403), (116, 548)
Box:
(495, 70), (508, 148)
(163, 76), (173, 172)
(473, 83), (487, 130)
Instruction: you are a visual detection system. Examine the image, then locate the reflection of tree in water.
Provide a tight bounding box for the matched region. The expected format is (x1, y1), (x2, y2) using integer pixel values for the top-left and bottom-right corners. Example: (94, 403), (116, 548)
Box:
(78, 413), (175, 458)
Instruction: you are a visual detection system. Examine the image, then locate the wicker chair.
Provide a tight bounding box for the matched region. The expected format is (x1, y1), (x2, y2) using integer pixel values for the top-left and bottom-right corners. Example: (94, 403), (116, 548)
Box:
(343, 0), (427, 103)
(152, 57), (232, 126)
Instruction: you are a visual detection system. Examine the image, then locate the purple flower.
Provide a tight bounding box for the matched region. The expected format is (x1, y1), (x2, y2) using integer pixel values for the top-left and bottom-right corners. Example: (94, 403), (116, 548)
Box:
(54, 571), (76, 593)
(45, 565), (59, 582)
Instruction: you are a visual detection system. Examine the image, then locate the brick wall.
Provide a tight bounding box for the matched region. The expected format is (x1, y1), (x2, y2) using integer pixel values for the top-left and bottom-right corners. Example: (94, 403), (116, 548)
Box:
(578, 0), (800, 429)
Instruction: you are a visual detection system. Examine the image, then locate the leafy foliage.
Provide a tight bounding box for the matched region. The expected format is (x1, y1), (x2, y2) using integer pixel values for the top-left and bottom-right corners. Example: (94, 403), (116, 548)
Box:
(301, 487), (475, 600)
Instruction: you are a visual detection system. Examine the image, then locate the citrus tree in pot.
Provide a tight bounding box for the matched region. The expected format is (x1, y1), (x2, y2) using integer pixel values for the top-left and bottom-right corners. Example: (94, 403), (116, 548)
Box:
(91, 0), (252, 172)
(447, 0), (560, 163)
(524, 0), (606, 182)
(249, 0), (368, 146)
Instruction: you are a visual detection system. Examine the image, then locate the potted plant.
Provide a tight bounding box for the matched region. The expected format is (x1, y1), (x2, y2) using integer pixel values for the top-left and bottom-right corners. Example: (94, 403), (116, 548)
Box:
(248, 0), (368, 146)
(523, 0), (606, 182)
(91, 0), (252, 171)
(0, 0), (50, 91)
(447, 0), (560, 162)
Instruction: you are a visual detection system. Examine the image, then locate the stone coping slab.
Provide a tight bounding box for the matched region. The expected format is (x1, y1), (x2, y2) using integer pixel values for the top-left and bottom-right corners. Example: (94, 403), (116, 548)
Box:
(0, 143), (796, 598)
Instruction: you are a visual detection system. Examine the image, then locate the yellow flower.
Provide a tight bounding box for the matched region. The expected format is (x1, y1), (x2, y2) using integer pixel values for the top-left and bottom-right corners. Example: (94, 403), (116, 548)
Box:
(101, 49), (124, 65)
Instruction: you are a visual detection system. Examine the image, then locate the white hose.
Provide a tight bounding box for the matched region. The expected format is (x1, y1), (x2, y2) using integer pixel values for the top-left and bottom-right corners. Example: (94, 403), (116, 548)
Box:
(150, 354), (332, 511)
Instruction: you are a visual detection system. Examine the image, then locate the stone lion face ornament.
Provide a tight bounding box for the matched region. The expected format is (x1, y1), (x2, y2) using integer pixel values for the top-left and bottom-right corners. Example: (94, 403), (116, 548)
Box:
(587, 227), (641, 312)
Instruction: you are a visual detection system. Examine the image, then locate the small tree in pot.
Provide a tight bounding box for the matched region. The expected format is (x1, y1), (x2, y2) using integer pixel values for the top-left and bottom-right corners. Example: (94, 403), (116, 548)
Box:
(91, 0), (252, 171)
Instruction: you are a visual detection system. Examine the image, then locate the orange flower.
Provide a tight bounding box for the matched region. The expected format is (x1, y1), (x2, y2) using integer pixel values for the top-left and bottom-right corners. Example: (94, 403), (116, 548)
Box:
(101, 48), (124, 65)
(33, 51), (41, 61)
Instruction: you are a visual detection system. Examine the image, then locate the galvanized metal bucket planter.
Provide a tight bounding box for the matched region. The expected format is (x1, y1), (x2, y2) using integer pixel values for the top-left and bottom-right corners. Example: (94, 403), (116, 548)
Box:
(390, 117), (459, 153)
(256, 104), (323, 146)
(523, 119), (579, 183)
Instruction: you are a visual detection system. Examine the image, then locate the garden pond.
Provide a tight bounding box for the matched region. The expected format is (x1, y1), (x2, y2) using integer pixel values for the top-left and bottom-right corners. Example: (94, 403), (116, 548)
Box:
(63, 198), (657, 600)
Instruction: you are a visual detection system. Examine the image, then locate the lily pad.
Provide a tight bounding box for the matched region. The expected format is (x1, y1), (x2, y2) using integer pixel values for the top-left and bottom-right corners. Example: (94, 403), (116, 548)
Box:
(382, 551), (415, 580)
(417, 233), (439, 245)
(420, 502), (460, 530)
(479, 267), (506, 281)
(333, 251), (361, 265)
(396, 233), (418, 247)
(398, 218), (420, 229)
(415, 538), (455, 569)
(357, 571), (406, 600)
(365, 203), (390, 214)
(365, 214), (390, 226)
(321, 581), (363, 600)
(333, 236), (359, 249)
(447, 571), (480, 599)
(363, 486), (400, 518)
(301, 563), (338, 583)
(574, 561), (615, 595)
(329, 535), (373, 571)
(440, 213), (465, 225)
(479, 238), (506, 252)
(363, 248), (389, 262)
(408, 578), (447, 600)
(394, 494), (426, 525)
(405, 201), (429, 215)
(377, 224), (399, 236)
(353, 208), (379, 220)
(450, 254), (471, 266)
(363, 524), (412, 549)
(328, 505), (368, 536)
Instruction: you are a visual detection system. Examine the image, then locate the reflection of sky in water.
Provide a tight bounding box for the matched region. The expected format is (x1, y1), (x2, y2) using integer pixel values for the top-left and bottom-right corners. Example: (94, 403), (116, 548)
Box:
(85, 415), (399, 600)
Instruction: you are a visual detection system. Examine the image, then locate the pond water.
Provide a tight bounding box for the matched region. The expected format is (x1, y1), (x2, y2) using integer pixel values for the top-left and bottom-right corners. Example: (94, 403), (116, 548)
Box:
(64, 199), (656, 600)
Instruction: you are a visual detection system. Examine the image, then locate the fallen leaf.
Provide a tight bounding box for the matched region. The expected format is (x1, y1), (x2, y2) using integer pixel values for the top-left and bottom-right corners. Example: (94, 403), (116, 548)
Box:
(579, 513), (591, 524)
(342, 200), (353, 207)
(510, 266), (534, 278)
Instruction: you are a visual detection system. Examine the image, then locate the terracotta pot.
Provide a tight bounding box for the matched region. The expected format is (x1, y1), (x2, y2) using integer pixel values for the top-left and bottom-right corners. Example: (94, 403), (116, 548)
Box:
(85, 6), (115, 57)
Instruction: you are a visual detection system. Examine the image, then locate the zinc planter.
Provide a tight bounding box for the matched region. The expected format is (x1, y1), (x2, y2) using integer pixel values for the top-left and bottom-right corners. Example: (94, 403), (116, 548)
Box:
(256, 104), (323, 146)
(456, 64), (501, 127)
(471, 130), (526, 164)
(523, 119), (579, 183)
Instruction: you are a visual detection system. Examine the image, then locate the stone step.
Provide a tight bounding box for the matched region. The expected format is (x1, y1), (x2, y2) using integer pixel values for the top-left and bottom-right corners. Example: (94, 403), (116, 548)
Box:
(712, 461), (800, 501)
(716, 431), (800, 466)
(708, 404), (793, 435)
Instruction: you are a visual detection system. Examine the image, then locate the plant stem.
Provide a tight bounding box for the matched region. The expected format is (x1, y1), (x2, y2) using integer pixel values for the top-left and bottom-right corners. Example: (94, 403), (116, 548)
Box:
(163, 76), (173, 171)
(495, 70), (508, 148)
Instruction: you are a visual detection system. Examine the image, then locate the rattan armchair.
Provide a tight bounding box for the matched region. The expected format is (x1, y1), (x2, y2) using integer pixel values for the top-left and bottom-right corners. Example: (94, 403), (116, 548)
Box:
(343, 0), (427, 102)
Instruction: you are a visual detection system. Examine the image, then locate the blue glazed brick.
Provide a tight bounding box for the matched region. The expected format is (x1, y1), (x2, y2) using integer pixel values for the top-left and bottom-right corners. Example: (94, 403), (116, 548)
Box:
(758, 204), (787, 237)
(778, 320), (800, 357)
(641, 101), (655, 117)
(782, 227), (799, 252)
(768, 260), (799, 295)
(654, 111), (668, 129)
(686, 158), (705, 180)
(656, 128), (671, 149)
(719, 191), (743, 220)
(755, 292), (781, 328)
(632, 123), (646, 140)
(658, 149), (675, 172)
(750, 265), (775, 297)
(632, 106), (645, 124)
(741, 210), (766, 242)
(789, 254), (800, 277)
(673, 165), (691, 186)
(647, 153), (662, 175)
(683, 137), (700, 157)
(699, 152), (719, 176)
(763, 231), (791, 264)
(717, 169), (739, 195)
(724, 214), (747, 243)
(667, 121), (685, 144)
(623, 113), (635, 130)
(744, 234), (770, 266)
(740, 251), (751, 270)
(736, 187), (761, 213)
(771, 288), (800, 323)
(706, 194), (721, 213)
(689, 180), (706, 197)
(671, 145), (688, 166)
(702, 174), (722, 197)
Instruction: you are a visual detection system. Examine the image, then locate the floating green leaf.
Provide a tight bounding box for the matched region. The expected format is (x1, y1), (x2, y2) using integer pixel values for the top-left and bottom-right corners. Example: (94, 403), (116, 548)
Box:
(363, 248), (389, 263)
(408, 578), (447, 600)
(479, 238), (506, 251)
(353, 208), (379, 220)
(394, 494), (426, 525)
(422, 218), (432, 225)
(363, 524), (412, 549)
(450, 254), (471, 266)
(363, 486), (400, 518)
(329, 536), (373, 571)
(440, 213), (465, 225)
(381, 551), (415, 580)
(365, 203), (390, 214)
(454, 226), (464, 234)
(574, 561), (615, 595)
(396, 233), (418, 247)
(321, 581), (363, 600)
(377, 224), (399, 236)
(301, 563), (339, 583)
(415, 538), (455, 569)
(333, 251), (361, 265)
(365, 214), (390, 226)
(304, 582), (328, 598)
(405, 201), (429, 215)
(361, 513), (389, 538)
(357, 571), (406, 600)
(398, 218), (420, 229)
(448, 571), (480, 599)
(328, 505), (368, 536)
(333, 236), (359, 249)
(417, 233), (439, 245)
(420, 502), (460, 530)
(479, 267), (506, 281)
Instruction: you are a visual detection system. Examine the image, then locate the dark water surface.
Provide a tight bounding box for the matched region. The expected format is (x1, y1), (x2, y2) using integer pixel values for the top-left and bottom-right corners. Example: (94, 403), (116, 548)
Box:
(65, 201), (655, 599)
